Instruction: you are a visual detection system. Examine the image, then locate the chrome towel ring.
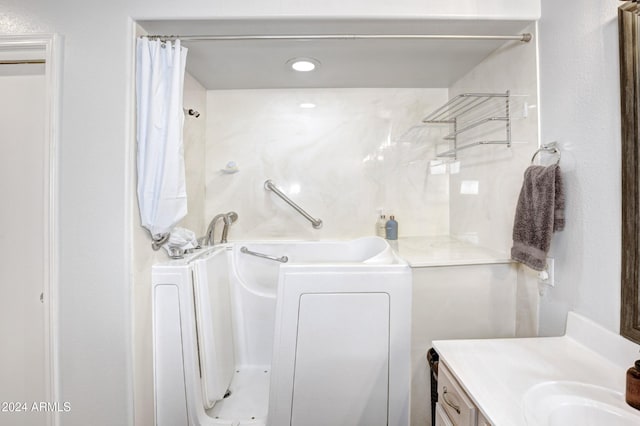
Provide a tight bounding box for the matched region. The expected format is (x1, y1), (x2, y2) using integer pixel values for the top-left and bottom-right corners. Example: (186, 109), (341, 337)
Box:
(531, 142), (561, 165)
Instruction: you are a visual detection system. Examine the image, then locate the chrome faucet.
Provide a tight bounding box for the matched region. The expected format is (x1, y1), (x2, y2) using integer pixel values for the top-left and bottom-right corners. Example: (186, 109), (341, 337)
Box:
(203, 211), (238, 245)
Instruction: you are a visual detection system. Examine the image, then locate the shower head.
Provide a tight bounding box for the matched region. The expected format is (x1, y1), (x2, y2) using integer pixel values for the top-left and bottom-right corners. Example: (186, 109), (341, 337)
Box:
(184, 108), (201, 118)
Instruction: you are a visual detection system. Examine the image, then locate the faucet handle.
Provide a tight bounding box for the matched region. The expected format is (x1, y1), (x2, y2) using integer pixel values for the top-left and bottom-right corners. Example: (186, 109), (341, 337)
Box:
(224, 211), (239, 224)
(220, 211), (238, 243)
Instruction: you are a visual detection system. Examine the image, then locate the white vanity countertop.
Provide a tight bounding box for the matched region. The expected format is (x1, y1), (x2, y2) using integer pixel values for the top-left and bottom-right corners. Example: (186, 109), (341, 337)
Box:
(395, 236), (512, 267)
(433, 312), (640, 426)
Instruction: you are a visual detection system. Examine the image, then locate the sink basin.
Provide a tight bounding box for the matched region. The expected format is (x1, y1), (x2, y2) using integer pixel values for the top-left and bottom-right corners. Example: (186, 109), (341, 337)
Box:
(523, 381), (640, 426)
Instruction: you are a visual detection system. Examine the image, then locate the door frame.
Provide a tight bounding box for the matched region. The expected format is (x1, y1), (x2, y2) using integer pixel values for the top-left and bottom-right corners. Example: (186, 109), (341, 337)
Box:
(0, 33), (61, 426)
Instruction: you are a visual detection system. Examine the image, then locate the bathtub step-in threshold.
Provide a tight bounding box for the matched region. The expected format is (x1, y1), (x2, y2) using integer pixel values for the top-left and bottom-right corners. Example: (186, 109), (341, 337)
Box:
(206, 365), (270, 425)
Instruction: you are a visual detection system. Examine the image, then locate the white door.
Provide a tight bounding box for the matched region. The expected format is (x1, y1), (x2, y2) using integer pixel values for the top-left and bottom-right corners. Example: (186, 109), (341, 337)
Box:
(0, 51), (49, 426)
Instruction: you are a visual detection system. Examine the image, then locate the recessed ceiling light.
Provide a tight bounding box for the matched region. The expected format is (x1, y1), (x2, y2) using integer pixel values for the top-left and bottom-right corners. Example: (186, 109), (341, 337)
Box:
(287, 57), (320, 72)
(292, 61), (315, 72)
(299, 103), (316, 109)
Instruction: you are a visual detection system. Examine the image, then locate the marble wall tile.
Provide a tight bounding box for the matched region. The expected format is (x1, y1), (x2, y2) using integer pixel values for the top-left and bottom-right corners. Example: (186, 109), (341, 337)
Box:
(448, 23), (540, 255)
(204, 88), (450, 241)
(181, 73), (207, 234)
(446, 24), (542, 357)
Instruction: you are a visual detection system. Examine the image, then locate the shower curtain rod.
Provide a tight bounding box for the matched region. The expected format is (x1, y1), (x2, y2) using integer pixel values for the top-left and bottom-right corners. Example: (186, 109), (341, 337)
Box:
(145, 33), (533, 43)
(0, 59), (45, 65)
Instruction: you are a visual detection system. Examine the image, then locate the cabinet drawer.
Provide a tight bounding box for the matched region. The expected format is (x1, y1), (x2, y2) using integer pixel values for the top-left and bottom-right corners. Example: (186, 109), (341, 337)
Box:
(435, 402), (454, 426)
(438, 364), (476, 426)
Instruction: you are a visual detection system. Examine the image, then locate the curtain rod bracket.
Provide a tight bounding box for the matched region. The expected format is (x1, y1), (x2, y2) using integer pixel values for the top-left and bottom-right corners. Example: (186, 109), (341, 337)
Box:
(521, 33), (533, 42)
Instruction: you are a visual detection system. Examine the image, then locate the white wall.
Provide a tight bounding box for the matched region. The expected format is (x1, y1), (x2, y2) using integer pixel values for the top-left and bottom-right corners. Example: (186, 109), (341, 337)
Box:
(1, 3), (136, 426)
(205, 88), (449, 240)
(0, 1), (540, 426)
(130, 0), (541, 20)
(537, 0), (621, 335)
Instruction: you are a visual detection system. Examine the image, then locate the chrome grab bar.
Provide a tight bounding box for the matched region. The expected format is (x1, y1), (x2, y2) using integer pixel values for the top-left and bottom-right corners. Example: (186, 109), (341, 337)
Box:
(264, 180), (323, 229)
(240, 246), (289, 263)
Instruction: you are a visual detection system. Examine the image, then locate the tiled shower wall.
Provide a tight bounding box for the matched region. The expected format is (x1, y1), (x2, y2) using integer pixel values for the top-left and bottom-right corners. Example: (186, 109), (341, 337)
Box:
(202, 88), (450, 240)
(449, 23), (540, 253)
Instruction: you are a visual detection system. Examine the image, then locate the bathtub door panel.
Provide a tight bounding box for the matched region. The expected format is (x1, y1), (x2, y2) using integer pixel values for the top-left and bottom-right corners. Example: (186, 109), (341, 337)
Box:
(290, 292), (389, 426)
(194, 251), (235, 407)
(153, 285), (189, 426)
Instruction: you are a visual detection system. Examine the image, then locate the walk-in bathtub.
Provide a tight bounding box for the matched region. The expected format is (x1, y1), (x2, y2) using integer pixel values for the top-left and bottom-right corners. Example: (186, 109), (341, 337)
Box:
(152, 236), (412, 426)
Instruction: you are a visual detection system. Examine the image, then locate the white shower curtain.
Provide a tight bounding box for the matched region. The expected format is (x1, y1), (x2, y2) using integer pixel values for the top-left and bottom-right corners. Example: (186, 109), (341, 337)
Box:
(136, 38), (188, 241)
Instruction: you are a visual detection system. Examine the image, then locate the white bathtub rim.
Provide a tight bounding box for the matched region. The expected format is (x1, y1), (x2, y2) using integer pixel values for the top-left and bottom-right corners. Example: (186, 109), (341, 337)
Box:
(170, 237), (406, 299)
(228, 237), (405, 298)
(227, 236), (401, 263)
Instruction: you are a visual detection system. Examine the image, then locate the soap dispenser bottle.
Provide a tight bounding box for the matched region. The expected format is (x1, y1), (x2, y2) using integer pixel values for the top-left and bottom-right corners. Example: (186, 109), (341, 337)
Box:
(627, 360), (640, 409)
(385, 215), (398, 240)
(375, 214), (387, 237)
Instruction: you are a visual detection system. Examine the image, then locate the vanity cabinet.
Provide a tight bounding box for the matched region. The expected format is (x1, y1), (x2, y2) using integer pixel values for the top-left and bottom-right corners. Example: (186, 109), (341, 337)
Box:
(435, 403), (453, 426)
(476, 412), (491, 426)
(433, 313), (640, 426)
(436, 363), (491, 426)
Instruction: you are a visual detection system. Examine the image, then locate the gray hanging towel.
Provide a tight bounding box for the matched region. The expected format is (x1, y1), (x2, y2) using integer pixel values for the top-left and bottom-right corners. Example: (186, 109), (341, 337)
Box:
(511, 164), (565, 271)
